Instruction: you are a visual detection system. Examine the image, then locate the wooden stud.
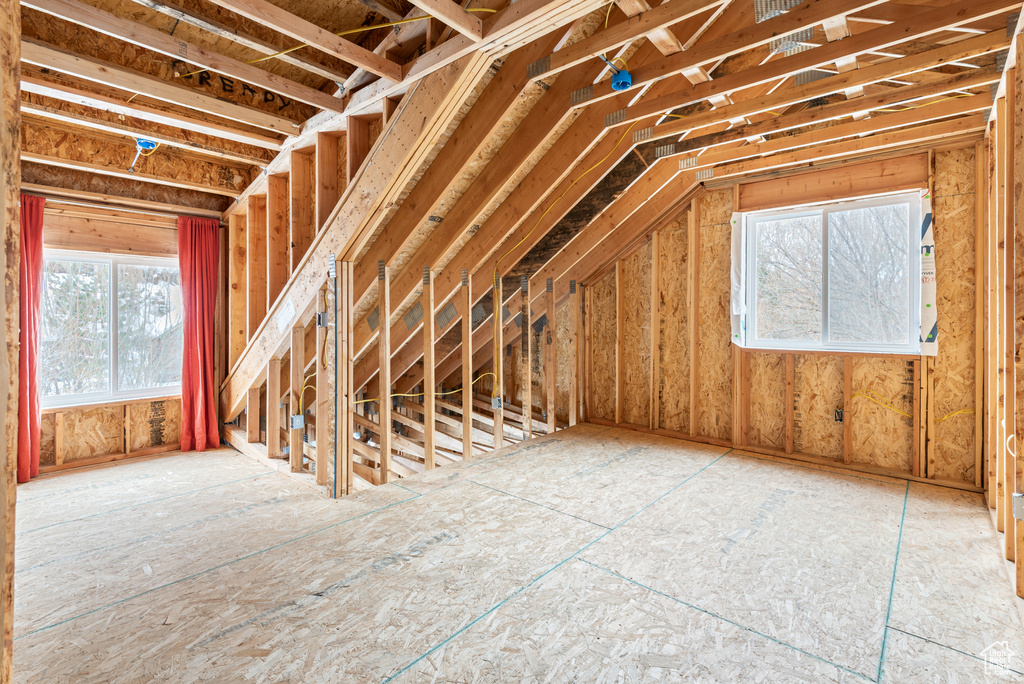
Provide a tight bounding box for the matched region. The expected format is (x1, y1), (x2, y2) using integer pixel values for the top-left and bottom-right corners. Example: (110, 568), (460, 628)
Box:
(785, 354), (794, 454)
(316, 133), (340, 233)
(289, 325), (304, 473)
(987, 132), (999, 509)
(336, 259), (354, 497)
(995, 103), (1006, 528)
(975, 140), (986, 490)
(267, 358), (282, 459)
(246, 386), (260, 443)
(521, 275), (533, 439)
(912, 358), (921, 478)
(615, 261), (624, 425)
(493, 273), (504, 448)
(732, 346), (743, 446)
(346, 118), (370, 186)
(315, 288), (329, 485)
(650, 230), (661, 430)
(422, 267), (436, 469)
(123, 404), (131, 455)
(378, 261), (392, 483)
(843, 356), (852, 465)
(1004, 71), (1016, 563)
(1015, 35), (1024, 595)
(545, 278), (556, 433)
(289, 149), (315, 273)
(461, 269), (474, 457)
(54, 413), (64, 466)
(266, 174), (289, 307)
(584, 285), (593, 422)
(688, 199), (699, 436)
(246, 196), (267, 341)
(227, 212), (246, 368)
(569, 280), (579, 427)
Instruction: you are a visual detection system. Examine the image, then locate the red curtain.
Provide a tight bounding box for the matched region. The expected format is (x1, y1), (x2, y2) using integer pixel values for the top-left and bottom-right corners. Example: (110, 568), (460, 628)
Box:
(178, 216), (220, 452)
(19, 194), (45, 483)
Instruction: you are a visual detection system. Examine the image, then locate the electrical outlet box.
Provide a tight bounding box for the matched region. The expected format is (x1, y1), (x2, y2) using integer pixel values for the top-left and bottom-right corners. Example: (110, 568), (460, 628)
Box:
(491, 397), (502, 410)
(290, 414), (305, 430)
(834, 409), (844, 423)
(316, 312), (329, 327)
(1014, 493), (1024, 521)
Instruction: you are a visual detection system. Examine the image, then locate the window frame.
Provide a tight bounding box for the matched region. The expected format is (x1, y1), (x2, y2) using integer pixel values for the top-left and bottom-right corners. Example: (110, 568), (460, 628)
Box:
(743, 191), (922, 355)
(40, 249), (183, 409)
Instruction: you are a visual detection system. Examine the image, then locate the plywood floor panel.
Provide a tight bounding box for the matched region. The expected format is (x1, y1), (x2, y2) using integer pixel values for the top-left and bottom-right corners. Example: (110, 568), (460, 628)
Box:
(12, 426), (1022, 683)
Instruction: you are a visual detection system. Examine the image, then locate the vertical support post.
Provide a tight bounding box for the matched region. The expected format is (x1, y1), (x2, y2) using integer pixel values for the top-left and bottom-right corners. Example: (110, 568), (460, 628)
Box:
(227, 212), (247, 366)
(976, 140), (987, 490)
(246, 386), (260, 443)
(912, 358), (921, 477)
(926, 150), (937, 481)
(461, 269), (474, 457)
(1004, 71), (1017, 563)
(123, 404), (131, 455)
(995, 106), (1007, 528)
(378, 260), (392, 483)
(545, 278), (556, 434)
(493, 273), (504, 448)
(584, 284), (593, 422)
(267, 358), (281, 458)
(843, 355), (852, 465)
(615, 261), (624, 425)
(54, 413), (64, 466)
(316, 132), (340, 232)
(568, 280), (579, 427)
(688, 199), (700, 437)
(987, 132), (999, 510)
(383, 97), (399, 124)
(289, 149), (314, 272)
(650, 230), (661, 430)
(732, 346), (743, 446)
(521, 275), (532, 439)
(422, 266), (436, 469)
(289, 325), (304, 472)
(1014, 38), (1024, 594)
(267, 174), (289, 306)
(315, 287), (329, 485)
(246, 196), (267, 341)
(785, 353), (794, 454)
(347, 117), (370, 185)
(336, 259), (354, 497)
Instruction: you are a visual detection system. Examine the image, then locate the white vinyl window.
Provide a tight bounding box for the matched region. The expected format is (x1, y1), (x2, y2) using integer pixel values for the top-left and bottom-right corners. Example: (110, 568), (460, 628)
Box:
(40, 251), (183, 408)
(740, 192), (922, 354)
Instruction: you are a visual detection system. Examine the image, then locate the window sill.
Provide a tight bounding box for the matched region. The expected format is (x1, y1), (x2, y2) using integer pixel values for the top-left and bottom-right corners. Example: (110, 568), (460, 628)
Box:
(41, 392), (181, 414)
(739, 345), (922, 359)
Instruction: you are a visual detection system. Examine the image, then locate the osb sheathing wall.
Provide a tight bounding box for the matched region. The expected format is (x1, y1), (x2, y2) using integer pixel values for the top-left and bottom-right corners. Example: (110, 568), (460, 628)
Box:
(586, 148), (981, 485)
(38, 397), (182, 470)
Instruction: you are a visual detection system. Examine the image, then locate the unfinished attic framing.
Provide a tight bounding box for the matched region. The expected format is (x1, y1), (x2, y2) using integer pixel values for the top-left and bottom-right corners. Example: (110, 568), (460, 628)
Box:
(4, 0), (1024, 680)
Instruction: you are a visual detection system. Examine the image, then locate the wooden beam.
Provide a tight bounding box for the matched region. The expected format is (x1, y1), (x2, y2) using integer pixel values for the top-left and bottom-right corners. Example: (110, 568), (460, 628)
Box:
(1015, 34), (1024, 595)
(18, 152), (243, 197)
(20, 103), (269, 166)
(461, 269), (473, 457)
(289, 325), (304, 472)
(545, 278), (556, 433)
(422, 267), (436, 469)
(289, 149), (315, 273)
(493, 273), (504, 448)
(1, 0), (19, 672)
(267, 358), (282, 458)
(22, 182), (223, 219)
(315, 288), (329, 485)
(246, 196), (267, 341)
(408, 0), (482, 40)
(688, 198), (699, 436)
(228, 212), (247, 367)
(569, 280), (579, 426)
(336, 260), (355, 496)
(346, 117), (370, 186)
(246, 386), (260, 442)
(128, 0), (353, 84)
(615, 260), (624, 424)
(534, 0), (719, 78)
(378, 261), (392, 482)
(521, 275), (532, 439)
(203, 0), (402, 81)
(23, 0), (347, 112)
(843, 355), (852, 465)
(266, 174), (290, 307)
(785, 353), (794, 454)
(316, 133), (340, 233)
(1003, 72), (1016, 563)
(650, 230), (661, 430)
(20, 41), (298, 136)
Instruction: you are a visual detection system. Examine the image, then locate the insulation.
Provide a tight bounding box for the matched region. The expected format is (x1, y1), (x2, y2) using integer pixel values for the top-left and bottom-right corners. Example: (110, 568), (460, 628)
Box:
(794, 354), (843, 460)
(747, 351), (786, 450)
(621, 242), (651, 427)
(590, 271), (617, 421)
(696, 189), (733, 440)
(658, 211), (689, 432)
(930, 148), (978, 482)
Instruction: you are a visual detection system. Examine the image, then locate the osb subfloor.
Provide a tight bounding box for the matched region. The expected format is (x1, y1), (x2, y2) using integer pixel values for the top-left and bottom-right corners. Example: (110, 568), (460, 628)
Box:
(12, 425), (1024, 682)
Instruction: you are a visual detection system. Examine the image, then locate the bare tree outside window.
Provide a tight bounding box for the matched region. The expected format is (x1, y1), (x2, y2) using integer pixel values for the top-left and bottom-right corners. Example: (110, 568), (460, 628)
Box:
(40, 259), (110, 397)
(754, 214), (822, 341)
(117, 264), (184, 391)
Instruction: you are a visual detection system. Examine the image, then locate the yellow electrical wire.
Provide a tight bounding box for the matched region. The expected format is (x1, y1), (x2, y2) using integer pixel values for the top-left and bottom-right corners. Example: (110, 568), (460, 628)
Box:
(320, 290), (329, 371)
(353, 372), (497, 405)
(839, 388), (975, 423)
(139, 142), (161, 156)
(935, 408), (976, 424)
(176, 8), (498, 80)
